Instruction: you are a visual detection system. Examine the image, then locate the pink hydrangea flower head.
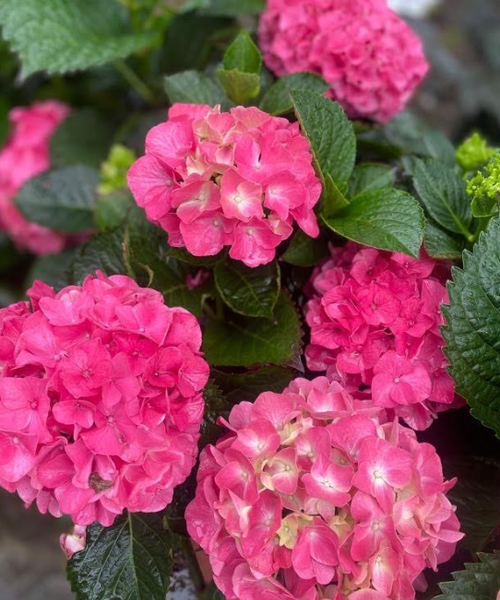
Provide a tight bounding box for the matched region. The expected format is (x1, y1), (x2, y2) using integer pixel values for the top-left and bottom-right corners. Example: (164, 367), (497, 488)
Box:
(127, 104), (322, 267)
(0, 272), (209, 526)
(258, 0), (429, 123)
(0, 101), (72, 254)
(187, 377), (462, 600)
(305, 243), (462, 430)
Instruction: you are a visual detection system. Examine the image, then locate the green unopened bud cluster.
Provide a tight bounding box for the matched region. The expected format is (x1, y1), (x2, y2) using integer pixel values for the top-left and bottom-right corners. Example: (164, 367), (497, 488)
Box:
(456, 132), (496, 172)
(99, 144), (136, 195)
(467, 152), (500, 218)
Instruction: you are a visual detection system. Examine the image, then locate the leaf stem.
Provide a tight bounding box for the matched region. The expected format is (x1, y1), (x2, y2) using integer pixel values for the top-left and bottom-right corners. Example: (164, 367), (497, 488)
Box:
(113, 60), (156, 104)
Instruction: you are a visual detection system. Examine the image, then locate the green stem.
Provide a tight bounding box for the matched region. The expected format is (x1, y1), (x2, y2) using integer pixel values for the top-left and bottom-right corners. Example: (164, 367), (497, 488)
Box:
(179, 537), (205, 594)
(113, 59), (156, 104)
(471, 217), (491, 244)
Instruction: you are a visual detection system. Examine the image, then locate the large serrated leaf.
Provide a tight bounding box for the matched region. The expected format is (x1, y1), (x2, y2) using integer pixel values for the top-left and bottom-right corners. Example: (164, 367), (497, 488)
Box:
(412, 158), (473, 237)
(435, 552), (500, 599)
(424, 221), (466, 260)
(384, 111), (456, 166)
(0, 0), (156, 78)
(14, 165), (99, 233)
(214, 259), (280, 319)
(50, 110), (115, 168)
(291, 90), (356, 190)
(260, 73), (329, 116)
(223, 31), (261, 74)
(347, 163), (394, 198)
(164, 71), (228, 106)
(203, 292), (302, 368)
(281, 230), (329, 268)
(67, 512), (173, 600)
(323, 188), (425, 257)
(443, 215), (500, 437)
(71, 229), (127, 284)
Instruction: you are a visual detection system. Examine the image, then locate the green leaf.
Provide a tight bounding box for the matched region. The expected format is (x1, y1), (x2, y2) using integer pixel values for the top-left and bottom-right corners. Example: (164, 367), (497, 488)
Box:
(348, 163), (394, 198)
(71, 229), (127, 284)
(442, 215), (500, 438)
(214, 259), (280, 319)
(218, 68), (260, 105)
(260, 72), (329, 116)
(323, 188), (425, 257)
(0, 232), (22, 274)
(0, 0), (156, 78)
(161, 14), (232, 74)
(435, 553), (500, 599)
(25, 251), (75, 291)
(291, 90), (356, 191)
(424, 221), (465, 260)
(213, 366), (296, 403)
(412, 158), (473, 238)
(164, 71), (227, 106)
(183, 0), (265, 16)
(95, 190), (136, 232)
(167, 247), (224, 267)
(203, 292), (302, 368)
(14, 165), (99, 233)
(67, 512), (173, 600)
(0, 97), (10, 147)
(322, 173), (350, 217)
(223, 31), (261, 74)
(50, 110), (114, 168)
(281, 230), (329, 267)
(126, 212), (208, 317)
(384, 111), (456, 166)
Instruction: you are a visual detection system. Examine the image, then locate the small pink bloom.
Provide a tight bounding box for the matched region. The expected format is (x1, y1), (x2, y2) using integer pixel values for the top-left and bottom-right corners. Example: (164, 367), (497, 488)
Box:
(60, 524), (87, 560)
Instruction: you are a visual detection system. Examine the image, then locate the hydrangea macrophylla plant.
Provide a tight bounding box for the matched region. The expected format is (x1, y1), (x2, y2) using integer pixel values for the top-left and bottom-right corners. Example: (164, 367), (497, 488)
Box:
(304, 243), (459, 430)
(0, 272), (209, 526)
(0, 101), (71, 254)
(186, 377), (463, 600)
(127, 103), (322, 267)
(258, 0), (429, 123)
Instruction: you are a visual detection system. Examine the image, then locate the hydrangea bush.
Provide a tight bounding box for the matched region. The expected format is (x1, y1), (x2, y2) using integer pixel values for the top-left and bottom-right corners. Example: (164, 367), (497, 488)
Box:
(0, 1), (499, 600)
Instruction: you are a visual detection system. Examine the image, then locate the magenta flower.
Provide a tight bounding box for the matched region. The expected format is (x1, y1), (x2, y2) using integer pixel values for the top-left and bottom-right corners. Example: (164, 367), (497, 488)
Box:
(258, 0), (429, 123)
(0, 272), (209, 526)
(0, 101), (72, 254)
(128, 104), (322, 267)
(186, 377), (463, 600)
(305, 243), (461, 430)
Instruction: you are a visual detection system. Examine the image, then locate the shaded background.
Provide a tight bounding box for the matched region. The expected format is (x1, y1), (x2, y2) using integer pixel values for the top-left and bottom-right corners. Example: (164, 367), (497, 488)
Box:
(1, 0), (500, 598)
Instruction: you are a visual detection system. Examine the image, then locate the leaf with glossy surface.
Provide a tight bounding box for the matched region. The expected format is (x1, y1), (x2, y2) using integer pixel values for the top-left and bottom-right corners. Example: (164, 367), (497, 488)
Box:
(412, 158), (473, 237)
(215, 259), (280, 318)
(213, 366), (296, 403)
(424, 221), (465, 260)
(50, 110), (114, 168)
(291, 90), (356, 190)
(164, 71), (227, 106)
(223, 31), (261, 74)
(67, 512), (173, 600)
(260, 72), (329, 116)
(203, 292), (302, 368)
(0, 0), (156, 77)
(435, 553), (500, 599)
(323, 188), (425, 257)
(218, 68), (260, 105)
(348, 163), (394, 198)
(281, 230), (329, 267)
(384, 111), (456, 166)
(442, 215), (500, 438)
(14, 165), (99, 233)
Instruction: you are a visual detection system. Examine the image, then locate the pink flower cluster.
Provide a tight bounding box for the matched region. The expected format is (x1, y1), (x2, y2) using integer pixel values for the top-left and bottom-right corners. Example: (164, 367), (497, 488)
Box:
(0, 272), (209, 526)
(0, 101), (71, 254)
(258, 0), (429, 123)
(187, 377), (462, 600)
(305, 244), (459, 430)
(127, 103), (321, 267)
